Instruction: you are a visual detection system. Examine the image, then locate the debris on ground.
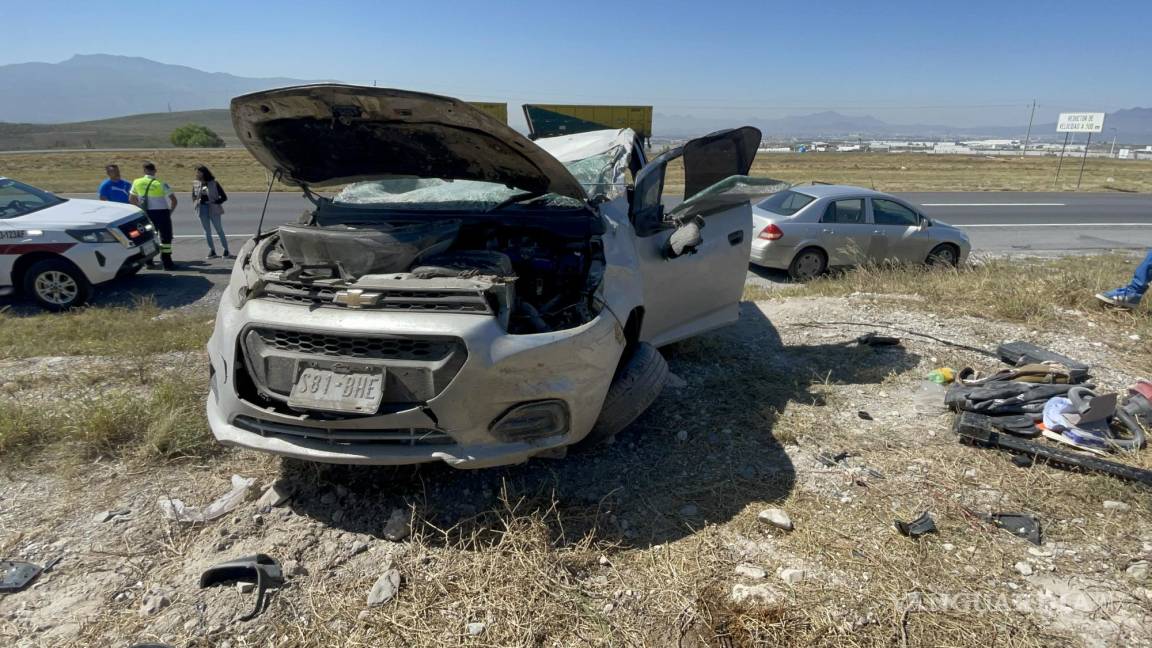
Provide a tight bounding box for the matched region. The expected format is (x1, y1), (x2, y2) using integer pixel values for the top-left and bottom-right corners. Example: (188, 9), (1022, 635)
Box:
(158, 475), (256, 523)
(92, 508), (130, 524)
(0, 560), (42, 593)
(894, 511), (937, 538)
(199, 554), (284, 621)
(978, 512), (1043, 545)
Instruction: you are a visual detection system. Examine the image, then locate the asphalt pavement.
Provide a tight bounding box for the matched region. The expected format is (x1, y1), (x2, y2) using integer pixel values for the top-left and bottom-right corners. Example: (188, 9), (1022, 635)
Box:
(61, 190), (1152, 255)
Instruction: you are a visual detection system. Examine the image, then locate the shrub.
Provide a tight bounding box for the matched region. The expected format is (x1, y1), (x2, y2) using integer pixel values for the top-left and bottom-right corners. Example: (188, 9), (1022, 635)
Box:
(170, 123), (225, 148)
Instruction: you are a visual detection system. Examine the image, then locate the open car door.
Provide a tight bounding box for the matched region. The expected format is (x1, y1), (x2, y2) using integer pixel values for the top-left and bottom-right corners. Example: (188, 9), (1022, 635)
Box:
(628, 127), (784, 346)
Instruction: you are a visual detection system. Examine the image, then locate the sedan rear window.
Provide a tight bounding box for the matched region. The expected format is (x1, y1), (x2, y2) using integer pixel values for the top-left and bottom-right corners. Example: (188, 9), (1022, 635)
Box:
(756, 190), (814, 216)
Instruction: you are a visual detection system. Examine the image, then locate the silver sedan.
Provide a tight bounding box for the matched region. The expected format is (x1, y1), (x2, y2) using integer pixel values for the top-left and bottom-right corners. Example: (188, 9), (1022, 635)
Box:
(749, 184), (971, 280)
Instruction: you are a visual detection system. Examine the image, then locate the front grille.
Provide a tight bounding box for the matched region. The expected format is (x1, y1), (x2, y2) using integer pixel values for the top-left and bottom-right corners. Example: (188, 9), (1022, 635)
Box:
(238, 327), (469, 409)
(233, 415), (456, 446)
(258, 283), (491, 314)
(252, 328), (457, 361)
(118, 215), (156, 245)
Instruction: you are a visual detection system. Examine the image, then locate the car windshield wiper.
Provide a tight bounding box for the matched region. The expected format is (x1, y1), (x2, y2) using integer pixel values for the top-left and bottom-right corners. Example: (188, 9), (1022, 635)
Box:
(486, 191), (545, 213)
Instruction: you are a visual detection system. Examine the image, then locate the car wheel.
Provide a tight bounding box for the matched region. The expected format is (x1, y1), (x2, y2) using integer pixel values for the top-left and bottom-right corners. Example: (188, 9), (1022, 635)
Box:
(22, 258), (91, 311)
(926, 244), (960, 267)
(579, 342), (669, 447)
(788, 247), (827, 281)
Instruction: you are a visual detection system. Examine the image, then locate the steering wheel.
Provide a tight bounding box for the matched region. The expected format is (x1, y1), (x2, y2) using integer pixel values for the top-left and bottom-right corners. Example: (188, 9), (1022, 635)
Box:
(0, 200), (32, 215)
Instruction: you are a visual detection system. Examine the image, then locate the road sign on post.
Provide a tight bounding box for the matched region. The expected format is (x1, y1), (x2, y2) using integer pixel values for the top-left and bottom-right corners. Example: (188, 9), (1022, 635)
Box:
(1056, 112), (1105, 133)
(1054, 112), (1106, 190)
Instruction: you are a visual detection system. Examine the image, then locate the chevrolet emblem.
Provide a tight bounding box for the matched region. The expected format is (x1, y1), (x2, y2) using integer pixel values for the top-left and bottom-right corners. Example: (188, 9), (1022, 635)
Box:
(333, 289), (382, 308)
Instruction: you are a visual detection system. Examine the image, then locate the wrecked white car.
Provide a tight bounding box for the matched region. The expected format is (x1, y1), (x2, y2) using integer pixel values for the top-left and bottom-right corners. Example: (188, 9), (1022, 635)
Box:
(207, 85), (780, 468)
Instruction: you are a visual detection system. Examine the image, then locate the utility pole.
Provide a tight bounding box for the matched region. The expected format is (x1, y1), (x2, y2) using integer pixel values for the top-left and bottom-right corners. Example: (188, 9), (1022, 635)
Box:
(1021, 100), (1036, 157)
(1109, 128), (1118, 157)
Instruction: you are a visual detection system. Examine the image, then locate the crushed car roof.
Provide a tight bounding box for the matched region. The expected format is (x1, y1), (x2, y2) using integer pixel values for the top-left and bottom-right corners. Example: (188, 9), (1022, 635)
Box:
(231, 85), (588, 201)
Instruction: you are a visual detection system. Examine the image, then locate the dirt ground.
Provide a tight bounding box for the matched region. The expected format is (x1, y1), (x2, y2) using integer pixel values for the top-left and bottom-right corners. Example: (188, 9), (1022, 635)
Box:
(1, 292), (1151, 647)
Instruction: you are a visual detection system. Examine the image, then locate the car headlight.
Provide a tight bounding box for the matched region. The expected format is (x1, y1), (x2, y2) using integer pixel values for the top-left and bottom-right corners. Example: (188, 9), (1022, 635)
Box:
(66, 228), (118, 244)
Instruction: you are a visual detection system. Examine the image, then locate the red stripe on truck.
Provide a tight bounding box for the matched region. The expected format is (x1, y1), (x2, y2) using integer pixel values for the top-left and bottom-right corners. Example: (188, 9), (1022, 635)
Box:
(0, 243), (76, 255)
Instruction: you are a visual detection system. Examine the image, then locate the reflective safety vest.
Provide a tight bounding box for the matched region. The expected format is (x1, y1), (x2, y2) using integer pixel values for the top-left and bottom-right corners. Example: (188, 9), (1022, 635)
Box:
(131, 176), (172, 211)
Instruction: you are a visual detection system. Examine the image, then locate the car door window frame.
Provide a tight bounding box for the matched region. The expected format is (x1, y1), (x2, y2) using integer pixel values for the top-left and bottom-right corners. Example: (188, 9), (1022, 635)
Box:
(630, 127), (762, 237)
(871, 198), (921, 227)
(820, 198), (867, 225)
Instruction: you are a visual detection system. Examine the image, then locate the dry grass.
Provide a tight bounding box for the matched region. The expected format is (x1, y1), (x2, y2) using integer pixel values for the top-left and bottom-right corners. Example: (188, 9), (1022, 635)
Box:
(758, 254), (1152, 371)
(5, 147), (1152, 193)
(0, 298), (213, 359)
(0, 370), (215, 462)
(660, 152), (1152, 195)
(0, 148), (280, 194)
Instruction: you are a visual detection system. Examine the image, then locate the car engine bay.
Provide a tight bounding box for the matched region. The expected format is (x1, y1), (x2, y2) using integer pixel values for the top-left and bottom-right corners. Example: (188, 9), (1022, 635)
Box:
(250, 216), (605, 334)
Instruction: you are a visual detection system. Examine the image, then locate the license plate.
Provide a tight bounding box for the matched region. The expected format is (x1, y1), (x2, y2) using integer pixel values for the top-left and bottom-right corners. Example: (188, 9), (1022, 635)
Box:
(287, 367), (384, 413)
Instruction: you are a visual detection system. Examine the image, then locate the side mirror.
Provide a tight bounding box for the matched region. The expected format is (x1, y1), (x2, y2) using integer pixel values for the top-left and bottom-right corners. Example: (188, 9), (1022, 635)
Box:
(663, 219), (703, 259)
(919, 216), (931, 230)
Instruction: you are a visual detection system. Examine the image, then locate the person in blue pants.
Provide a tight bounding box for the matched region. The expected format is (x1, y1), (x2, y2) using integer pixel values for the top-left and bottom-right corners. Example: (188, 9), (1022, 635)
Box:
(1096, 250), (1152, 308)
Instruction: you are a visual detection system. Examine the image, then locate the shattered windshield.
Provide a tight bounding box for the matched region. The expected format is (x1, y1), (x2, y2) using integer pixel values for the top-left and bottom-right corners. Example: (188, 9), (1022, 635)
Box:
(332, 147), (625, 210)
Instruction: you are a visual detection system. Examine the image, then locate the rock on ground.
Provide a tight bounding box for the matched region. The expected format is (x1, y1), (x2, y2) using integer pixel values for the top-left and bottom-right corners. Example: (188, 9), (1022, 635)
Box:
(367, 569), (402, 607)
(758, 507), (793, 531)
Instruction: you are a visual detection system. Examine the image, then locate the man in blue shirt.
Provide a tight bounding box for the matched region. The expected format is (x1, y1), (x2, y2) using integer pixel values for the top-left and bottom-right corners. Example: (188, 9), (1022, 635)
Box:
(98, 164), (132, 203)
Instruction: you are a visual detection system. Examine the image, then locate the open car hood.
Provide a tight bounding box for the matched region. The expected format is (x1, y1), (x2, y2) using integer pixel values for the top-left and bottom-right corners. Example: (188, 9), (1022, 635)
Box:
(231, 85), (587, 201)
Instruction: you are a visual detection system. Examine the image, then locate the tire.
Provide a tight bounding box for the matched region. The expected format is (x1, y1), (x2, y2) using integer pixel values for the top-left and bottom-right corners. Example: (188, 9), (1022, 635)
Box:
(788, 247), (827, 281)
(926, 244), (960, 268)
(22, 258), (92, 311)
(581, 342), (669, 447)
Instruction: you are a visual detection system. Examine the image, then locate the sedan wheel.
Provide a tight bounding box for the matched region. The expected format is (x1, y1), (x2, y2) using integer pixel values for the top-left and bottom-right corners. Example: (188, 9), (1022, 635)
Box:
(788, 248), (827, 281)
(927, 244), (959, 267)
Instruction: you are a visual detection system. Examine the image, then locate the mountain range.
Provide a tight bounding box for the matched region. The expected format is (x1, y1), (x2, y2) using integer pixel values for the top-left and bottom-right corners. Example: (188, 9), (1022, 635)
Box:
(0, 54), (320, 123)
(2, 54), (1151, 143)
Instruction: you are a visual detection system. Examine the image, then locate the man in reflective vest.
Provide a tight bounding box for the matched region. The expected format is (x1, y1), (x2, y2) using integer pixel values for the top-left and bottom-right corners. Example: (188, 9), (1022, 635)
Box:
(129, 161), (178, 270)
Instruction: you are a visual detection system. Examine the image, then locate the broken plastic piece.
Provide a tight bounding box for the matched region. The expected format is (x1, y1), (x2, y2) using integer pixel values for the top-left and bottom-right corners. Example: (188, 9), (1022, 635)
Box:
(856, 332), (901, 347)
(0, 560), (42, 593)
(997, 341), (1090, 383)
(200, 554), (284, 622)
(979, 513), (1042, 545)
(894, 512), (937, 538)
(815, 450), (851, 467)
(158, 475), (256, 523)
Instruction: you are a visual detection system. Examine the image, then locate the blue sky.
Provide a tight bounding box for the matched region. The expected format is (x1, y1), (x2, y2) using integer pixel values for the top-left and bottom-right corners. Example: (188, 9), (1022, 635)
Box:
(3, 0), (1150, 126)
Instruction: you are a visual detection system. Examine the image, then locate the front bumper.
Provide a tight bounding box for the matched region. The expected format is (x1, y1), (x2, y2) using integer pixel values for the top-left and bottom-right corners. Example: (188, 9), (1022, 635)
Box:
(206, 297), (624, 468)
(76, 240), (159, 284)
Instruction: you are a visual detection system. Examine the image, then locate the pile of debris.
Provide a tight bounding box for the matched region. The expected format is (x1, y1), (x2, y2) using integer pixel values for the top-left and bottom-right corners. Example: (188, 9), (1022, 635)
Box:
(941, 341), (1151, 485)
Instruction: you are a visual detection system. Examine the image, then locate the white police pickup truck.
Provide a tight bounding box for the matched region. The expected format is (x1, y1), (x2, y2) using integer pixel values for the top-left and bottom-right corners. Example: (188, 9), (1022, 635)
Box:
(0, 177), (158, 310)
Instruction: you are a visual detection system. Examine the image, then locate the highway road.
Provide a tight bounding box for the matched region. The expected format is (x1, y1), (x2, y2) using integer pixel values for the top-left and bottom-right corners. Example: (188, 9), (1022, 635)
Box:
(62, 191), (1152, 255)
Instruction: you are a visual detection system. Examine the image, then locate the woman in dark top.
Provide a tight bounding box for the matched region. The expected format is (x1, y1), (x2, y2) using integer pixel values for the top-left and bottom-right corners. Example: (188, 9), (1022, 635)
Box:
(192, 165), (230, 258)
